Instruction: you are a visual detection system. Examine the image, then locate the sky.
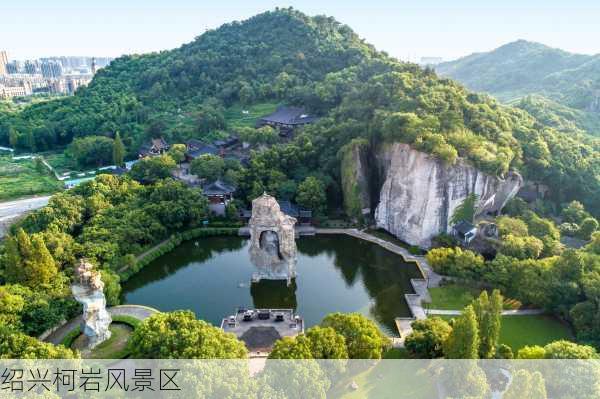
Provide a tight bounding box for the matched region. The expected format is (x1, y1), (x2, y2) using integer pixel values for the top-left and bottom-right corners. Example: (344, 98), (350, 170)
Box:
(2, 0), (599, 62)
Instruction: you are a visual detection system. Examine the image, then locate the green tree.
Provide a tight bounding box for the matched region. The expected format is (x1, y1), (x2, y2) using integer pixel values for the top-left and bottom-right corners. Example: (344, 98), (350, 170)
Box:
(561, 201), (590, 224)
(443, 305), (479, 359)
(268, 336), (313, 359)
(167, 143), (187, 164)
(112, 131), (125, 167)
(8, 127), (19, 148)
(543, 340), (598, 359)
(0, 328), (79, 359)
(577, 217), (598, 240)
(496, 216), (529, 237)
(129, 154), (176, 184)
(2, 229), (57, 288)
(100, 269), (121, 306)
(296, 176), (326, 216)
(304, 326), (348, 359)
(67, 135), (114, 167)
(451, 193), (479, 225)
(472, 290), (503, 358)
(499, 234), (544, 259)
(190, 154), (225, 181)
(321, 313), (388, 359)
(128, 311), (247, 359)
(405, 317), (452, 358)
(504, 370), (547, 399)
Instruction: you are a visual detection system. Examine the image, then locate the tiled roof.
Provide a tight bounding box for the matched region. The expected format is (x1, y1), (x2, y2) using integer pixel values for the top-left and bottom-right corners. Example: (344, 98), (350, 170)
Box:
(259, 106), (318, 125)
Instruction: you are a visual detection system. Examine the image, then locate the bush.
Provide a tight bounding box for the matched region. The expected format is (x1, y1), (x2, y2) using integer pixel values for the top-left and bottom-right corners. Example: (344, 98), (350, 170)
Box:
(426, 247), (485, 280)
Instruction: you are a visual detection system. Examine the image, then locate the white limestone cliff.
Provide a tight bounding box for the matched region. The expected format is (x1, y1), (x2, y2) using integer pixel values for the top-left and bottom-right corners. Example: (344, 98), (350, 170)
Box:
(71, 260), (112, 349)
(374, 143), (522, 248)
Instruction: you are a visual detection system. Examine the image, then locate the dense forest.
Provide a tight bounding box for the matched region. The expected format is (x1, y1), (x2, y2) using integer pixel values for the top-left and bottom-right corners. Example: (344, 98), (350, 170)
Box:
(436, 40), (600, 136)
(1, 8), (600, 364)
(0, 9), (598, 216)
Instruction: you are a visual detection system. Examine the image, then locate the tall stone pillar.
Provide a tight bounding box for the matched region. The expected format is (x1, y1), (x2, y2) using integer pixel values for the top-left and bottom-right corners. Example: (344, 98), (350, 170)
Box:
(248, 193), (297, 284)
(71, 259), (112, 349)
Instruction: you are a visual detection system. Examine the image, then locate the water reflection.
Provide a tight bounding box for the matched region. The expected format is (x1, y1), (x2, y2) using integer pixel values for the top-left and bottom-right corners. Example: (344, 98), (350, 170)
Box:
(122, 235), (421, 334)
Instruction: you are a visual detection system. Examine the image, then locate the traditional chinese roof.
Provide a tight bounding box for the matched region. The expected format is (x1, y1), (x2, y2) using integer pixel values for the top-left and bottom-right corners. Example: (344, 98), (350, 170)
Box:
(453, 220), (477, 235)
(202, 179), (236, 196)
(139, 137), (169, 156)
(239, 326), (282, 351)
(241, 199), (311, 219)
(259, 106), (318, 126)
(187, 144), (219, 159)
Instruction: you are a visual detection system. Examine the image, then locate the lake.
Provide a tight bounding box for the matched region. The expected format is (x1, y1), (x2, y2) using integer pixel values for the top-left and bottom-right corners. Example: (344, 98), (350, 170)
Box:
(122, 234), (422, 335)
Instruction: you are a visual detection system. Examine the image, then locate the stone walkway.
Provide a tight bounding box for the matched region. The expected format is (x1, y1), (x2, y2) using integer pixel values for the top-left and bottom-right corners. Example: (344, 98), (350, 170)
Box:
(316, 228), (442, 344)
(44, 305), (159, 345)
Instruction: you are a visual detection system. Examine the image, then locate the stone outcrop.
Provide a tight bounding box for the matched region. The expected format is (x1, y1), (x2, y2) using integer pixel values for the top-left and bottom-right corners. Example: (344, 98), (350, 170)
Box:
(374, 143), (522, 248)
(248, 193), (297, 284)
(71, 259), (112, 349)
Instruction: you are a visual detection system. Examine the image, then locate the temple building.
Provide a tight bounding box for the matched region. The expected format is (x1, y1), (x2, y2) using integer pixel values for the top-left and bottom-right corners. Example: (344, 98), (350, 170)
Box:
(257, 106), (318, 135)
(138, 137), (169, 158)
(452, 220), (478, 245)
(221, 308), (304, 354)
(202, 179), (236, 215)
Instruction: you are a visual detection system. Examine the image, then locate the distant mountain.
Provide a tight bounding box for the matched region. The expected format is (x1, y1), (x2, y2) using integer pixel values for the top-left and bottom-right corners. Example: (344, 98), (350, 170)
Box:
(436, 40), (600, 135)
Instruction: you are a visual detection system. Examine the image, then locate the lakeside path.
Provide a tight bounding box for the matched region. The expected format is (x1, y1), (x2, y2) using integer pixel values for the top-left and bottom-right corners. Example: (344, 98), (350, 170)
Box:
(0, 195), (51, 238)
(43, 305), (159, 345)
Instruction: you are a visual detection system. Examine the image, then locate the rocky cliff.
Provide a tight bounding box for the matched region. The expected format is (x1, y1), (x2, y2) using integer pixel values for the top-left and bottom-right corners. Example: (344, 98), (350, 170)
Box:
(373, 143), (522, 248)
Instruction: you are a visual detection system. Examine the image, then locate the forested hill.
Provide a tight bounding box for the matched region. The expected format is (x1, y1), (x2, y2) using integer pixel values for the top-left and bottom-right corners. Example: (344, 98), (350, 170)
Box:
(436, 40), (600, 135)
(0, 9), (378, 152)
(0, 9), (599, 214)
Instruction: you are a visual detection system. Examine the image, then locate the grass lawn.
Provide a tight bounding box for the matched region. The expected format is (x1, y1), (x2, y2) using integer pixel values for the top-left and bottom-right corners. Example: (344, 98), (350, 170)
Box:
(0, 155), (62, 201)
(72, 323), (133, 359)
(426, 284), (480, 310)
(437, 314), (573, 352)
(426, 284), (523, 311)
(223, 102), (279, 129)
(499, 315), (573, 351)
(330, 359), (436, 399)
(42, 151), (79, 175)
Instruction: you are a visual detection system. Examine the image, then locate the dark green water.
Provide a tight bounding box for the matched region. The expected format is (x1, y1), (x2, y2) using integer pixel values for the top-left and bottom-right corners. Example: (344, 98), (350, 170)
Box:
(122, 234), (421, 335)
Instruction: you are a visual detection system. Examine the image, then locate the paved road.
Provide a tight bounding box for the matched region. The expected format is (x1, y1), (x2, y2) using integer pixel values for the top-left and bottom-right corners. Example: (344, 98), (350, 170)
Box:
(0, 195), (51, 238)
(43, 305), (159, 345)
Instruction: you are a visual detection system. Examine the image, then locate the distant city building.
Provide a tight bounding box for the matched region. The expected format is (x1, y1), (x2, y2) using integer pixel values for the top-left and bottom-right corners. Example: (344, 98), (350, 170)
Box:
(40, 61), (63, 78)
(419, 57), (444, 65)
(6, 60), (22, 74)
(0, 54), (109, 98)
(64, 74), (92, 94)
(0, 84), (27, 99)
(24, 60), (39, 74)
(0, 51), (8, 76)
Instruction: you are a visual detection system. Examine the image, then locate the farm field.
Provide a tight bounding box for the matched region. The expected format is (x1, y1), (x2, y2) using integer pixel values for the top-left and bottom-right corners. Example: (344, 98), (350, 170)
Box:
(0, 155), (62, 201)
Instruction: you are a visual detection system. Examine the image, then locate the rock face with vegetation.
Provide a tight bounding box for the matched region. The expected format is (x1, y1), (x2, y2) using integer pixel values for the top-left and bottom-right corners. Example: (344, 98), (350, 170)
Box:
(374, 143), (522, 247)
(340, 139), (371, 221)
